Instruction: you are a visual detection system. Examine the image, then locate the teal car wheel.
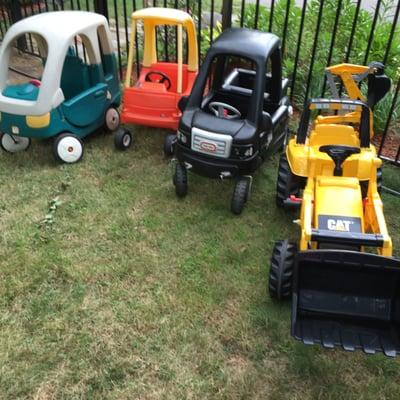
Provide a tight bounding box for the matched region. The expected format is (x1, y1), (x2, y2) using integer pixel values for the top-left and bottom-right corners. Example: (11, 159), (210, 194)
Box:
(0, 134), (31, 153)
(105, 107), (120, 132)
(53, 133), (84, 164)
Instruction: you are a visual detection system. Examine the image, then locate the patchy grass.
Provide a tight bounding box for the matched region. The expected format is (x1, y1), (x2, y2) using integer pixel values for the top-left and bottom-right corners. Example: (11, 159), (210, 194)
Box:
(0, 127), (399, 399)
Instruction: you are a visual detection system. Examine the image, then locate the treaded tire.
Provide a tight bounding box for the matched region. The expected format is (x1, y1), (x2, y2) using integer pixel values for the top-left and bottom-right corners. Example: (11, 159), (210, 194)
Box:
(360, 167), (382, 198)
(114, 128), (132, 150)
(231, 178), (250, 215)
(280, 126), (290, 151)
(268, 240), (297, 300)
(276, 153), (301, 208)
(163, 134), (176, 156)
(377, 167), (383, 193)
(174, 163), (188, 197)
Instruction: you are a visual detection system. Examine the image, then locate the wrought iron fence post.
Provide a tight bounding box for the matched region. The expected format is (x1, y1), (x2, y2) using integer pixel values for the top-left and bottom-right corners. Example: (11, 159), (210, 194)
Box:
(94, 0), (109, 20)
(8, 0), (22, 23)
(222, 0), (233, 30)
(8, 0), (26, 50)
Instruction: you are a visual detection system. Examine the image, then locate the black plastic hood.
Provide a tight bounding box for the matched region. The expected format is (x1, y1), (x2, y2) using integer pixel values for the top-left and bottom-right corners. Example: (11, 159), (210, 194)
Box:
(179, 109), (257, 144)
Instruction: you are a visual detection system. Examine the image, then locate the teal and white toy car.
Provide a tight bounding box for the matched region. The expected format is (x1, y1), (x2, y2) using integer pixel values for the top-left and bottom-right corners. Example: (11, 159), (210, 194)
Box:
(0, 11), (124, 163)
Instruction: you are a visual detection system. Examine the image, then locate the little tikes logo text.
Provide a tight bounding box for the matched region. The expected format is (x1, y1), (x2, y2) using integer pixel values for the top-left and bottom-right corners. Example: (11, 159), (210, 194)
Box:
(200, 141), (217, 153)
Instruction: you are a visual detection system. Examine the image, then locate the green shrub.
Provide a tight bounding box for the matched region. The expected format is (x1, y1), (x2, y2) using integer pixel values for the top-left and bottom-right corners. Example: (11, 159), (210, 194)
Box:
(238, 0), (400, 132)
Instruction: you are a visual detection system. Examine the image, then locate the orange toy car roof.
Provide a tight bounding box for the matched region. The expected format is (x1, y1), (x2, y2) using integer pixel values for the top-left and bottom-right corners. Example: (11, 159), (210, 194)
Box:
(131, 7), (195, 26)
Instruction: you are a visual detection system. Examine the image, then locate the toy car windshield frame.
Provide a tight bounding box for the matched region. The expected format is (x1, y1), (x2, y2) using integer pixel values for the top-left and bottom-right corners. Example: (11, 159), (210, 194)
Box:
(184, 28), (282, 124)
(124, 7), (198, 94)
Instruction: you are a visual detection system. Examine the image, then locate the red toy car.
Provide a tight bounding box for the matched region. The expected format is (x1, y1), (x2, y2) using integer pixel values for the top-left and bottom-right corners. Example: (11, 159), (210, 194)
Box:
(115, 8), (199, 155)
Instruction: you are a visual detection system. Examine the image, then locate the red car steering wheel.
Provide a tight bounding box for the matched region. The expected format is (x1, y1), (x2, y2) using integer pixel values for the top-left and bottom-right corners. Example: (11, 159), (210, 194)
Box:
(145, 71), (172, 90)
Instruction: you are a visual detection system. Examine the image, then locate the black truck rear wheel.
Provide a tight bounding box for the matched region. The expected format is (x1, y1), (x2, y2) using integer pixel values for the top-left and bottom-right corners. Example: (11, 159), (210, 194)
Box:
(268, 240), (297, 300)
(276, 153), (302, 209)
(164, 134), (177, 156)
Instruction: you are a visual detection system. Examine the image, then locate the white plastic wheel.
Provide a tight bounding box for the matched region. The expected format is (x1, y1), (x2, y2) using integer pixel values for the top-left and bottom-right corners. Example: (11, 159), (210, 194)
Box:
(121, 133), (131, 147)
(105, 107), (120, 132)
(0, 134), (30, 152)
(54, 134), (83, 164)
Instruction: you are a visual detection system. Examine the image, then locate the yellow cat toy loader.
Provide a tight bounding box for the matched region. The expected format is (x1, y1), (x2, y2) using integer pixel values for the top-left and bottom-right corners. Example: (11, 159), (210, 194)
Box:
(276, 62), (390, 208)
(268, 99), (400, 357)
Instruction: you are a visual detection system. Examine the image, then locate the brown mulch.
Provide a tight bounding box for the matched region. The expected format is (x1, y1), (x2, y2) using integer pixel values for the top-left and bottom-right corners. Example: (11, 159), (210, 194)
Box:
(373, 130), (400, 161)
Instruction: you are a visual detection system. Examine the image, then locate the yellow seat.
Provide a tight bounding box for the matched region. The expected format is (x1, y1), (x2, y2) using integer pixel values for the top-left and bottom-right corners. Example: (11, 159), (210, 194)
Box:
(309, 124), (360, 147)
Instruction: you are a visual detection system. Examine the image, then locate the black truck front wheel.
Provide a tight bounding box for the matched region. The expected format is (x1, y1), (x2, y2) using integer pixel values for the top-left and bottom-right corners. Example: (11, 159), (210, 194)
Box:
(276, 153), (302, 209)
(173, 163), (188, 197)
(231, 178), (250, 215)
(268, 240), (297, 300)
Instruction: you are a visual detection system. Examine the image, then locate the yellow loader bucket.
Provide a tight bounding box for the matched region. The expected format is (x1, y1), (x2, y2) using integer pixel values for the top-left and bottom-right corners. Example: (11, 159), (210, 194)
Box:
(292, 250), (400, 357)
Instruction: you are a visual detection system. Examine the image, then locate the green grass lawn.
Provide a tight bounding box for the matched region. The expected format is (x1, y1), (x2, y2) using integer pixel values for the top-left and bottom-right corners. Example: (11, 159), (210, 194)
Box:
(0, 127), (400, 399)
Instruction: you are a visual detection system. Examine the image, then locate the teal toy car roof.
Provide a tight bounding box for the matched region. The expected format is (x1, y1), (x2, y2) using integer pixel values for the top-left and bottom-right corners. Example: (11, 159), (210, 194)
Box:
(0, 11), (115, 117)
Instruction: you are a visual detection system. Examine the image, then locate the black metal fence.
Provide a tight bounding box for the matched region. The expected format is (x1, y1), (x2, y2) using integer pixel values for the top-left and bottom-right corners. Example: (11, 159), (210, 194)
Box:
(0, 0), (399, 165)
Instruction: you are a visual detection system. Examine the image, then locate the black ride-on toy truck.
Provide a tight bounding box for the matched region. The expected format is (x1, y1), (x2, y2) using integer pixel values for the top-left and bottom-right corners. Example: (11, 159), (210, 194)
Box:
(172, 28), (291, 214)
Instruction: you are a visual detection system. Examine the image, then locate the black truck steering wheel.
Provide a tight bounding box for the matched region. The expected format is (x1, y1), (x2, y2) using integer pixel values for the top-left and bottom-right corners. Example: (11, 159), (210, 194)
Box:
(209, 101), (241, 119)
(145, 71), (172, 90)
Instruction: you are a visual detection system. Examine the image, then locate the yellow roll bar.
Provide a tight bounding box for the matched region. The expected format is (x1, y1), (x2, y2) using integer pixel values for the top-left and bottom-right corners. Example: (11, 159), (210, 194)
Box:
(125, 7), (198, 89)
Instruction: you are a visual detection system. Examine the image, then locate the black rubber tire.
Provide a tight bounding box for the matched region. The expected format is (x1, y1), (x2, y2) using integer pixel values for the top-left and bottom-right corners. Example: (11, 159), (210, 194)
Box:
(360, 167), (382, 198)
(114, 128), (132, 150)
(377, 167), (383, 193)
(276, 153), (301, 208)
(280, 126), (290, 152)
(174, 163), (188, 197)
(163, 134), (176, 156)
(231, 178), (250, 215)
(268, 240), (297, 300)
